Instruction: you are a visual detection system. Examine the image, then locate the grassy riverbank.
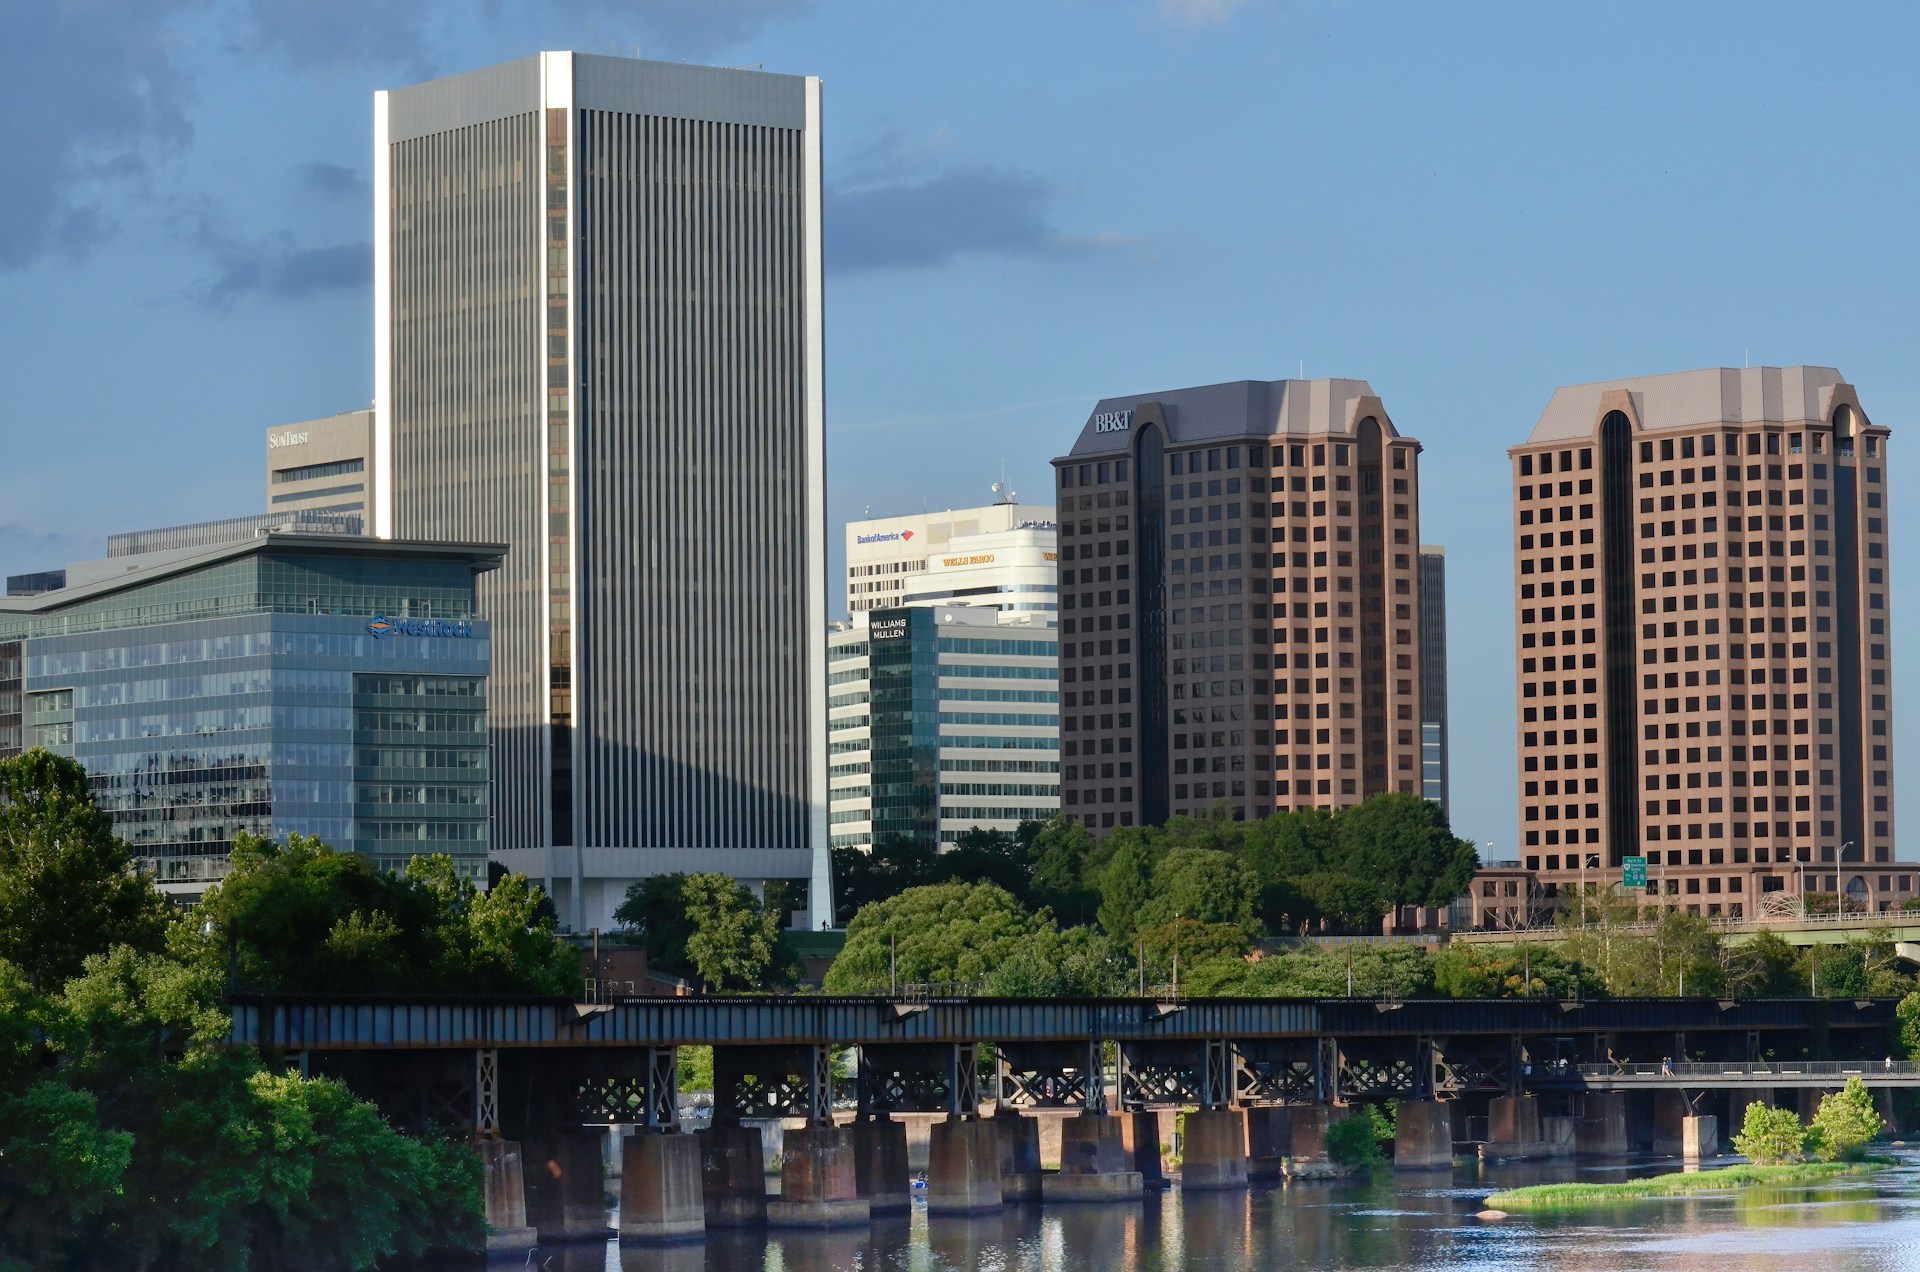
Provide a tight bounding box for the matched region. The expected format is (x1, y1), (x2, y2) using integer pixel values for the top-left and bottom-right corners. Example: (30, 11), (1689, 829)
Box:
(1483, 1161), (1888, 1212)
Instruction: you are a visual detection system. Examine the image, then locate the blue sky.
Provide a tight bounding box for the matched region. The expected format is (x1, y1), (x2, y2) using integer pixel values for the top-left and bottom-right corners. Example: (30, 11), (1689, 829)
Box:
(2, 0), (1916, 862)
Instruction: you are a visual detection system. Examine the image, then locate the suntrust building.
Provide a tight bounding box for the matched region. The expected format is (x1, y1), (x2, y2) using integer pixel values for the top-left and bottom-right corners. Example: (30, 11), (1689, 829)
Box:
(0, 534), (501, 895)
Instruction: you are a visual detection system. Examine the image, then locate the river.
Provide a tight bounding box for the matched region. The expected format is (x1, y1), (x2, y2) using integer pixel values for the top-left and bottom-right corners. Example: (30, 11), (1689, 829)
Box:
(426, 1151), (1920, 1270)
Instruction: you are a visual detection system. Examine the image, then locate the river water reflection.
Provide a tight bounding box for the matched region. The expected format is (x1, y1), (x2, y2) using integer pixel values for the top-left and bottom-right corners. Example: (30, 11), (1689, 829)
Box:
(429, 1151), (1920, 1271)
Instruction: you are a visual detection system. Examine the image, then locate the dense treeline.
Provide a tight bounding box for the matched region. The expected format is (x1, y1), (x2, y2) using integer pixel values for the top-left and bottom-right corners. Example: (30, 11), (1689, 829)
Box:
(819, 798), (1920, 1008)
(0, 749), (577, 1269)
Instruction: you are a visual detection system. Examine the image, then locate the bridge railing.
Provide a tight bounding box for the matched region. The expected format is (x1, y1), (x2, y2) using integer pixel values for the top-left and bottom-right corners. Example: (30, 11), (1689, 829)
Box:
(1567, 1060), (1918, 1080)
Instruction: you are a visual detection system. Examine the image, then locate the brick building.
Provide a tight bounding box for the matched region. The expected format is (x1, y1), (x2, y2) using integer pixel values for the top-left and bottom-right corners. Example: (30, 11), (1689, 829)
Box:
(1512, 366), (1909, 915)
(1052, 379), (1432, 833)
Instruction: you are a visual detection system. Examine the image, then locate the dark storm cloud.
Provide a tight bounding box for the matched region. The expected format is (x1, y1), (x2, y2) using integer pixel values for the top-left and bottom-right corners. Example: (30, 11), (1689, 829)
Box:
(826, 133), (1132, 276)
(187, 209), (370, 307)
(2, 0), (810, 274)
(298, 162), (370, 200)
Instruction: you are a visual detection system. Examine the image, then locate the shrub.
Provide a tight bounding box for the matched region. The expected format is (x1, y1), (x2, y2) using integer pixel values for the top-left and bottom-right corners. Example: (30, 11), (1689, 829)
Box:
(1325, 1112), (1384, 1169)
(1732, 1102), (1808, 1165)
(1809, 1077), (1884, 1162)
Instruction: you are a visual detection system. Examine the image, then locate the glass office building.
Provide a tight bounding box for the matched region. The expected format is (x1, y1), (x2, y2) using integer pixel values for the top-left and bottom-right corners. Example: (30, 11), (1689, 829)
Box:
(0, 534), (501, 893)
(828, 605), (1060, 853)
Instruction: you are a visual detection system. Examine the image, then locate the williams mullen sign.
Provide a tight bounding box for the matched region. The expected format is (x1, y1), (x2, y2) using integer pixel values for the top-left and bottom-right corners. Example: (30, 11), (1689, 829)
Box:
(367, 612), (475, 640)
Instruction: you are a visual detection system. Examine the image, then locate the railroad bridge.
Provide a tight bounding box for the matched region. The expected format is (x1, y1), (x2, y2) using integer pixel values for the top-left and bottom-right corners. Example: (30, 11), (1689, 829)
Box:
(228, 994), (1913, 1248)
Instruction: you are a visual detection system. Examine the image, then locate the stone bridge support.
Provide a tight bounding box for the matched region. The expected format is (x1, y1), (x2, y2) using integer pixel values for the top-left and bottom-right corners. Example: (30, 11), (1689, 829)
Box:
(927, 1042), (1004, 1216)
(1393, 1100), (1454, 1168)
(1574, 1092), (1627, 1157)
(1045, 1111), (1144, 1201)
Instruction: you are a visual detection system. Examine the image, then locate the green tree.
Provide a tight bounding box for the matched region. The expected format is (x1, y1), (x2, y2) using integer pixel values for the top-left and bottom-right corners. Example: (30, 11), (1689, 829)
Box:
(1325, 1112), (1384, 1169)
(613, 873), (696, 974)
(1093, 829), (1161, 945)
(179, 837), (577, 996)
(825, 881), (1047, 994)
(1137, 919), (1253, 979)
(680, 873), (781, 992)
(1430, 942), (1600, 999)
(1732, 1101), (1808, 1165)
(1134, 848), (1259, 940)
(984, 925), (1128, 998)
(1294, 872), (1389, 932)
(830, 835), (937, 922)
(1242, 807), (1337, 881)
(1808, 1077), (1884, 1162)
(1200, 943), (1436, 999)
(1026, 816), (1098, 922)
(1332, 793), (1478, 908)
(1727, 931), (1807, 997)
(1898, 990), (1920, 1061)
(0, 750), (171, 989)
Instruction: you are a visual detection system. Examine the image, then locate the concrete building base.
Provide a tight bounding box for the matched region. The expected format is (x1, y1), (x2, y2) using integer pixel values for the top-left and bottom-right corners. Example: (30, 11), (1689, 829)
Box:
(927, 1117), (1005, 1215)
(619, 1133), (704, 1242)
(477, 1138), (538, 1253)
(850, 1118), (911, 1215)
(699, 1124), (768, 1227)
(1244, 1106), (1292, 1181)
(997, 1113), (1042, 1202)
(523, 1130), (612, 1242)
(770, 1124), (868, 1229)
(1179, 1109), (1248, 1190)
(1393, 1100), (1454, 1168)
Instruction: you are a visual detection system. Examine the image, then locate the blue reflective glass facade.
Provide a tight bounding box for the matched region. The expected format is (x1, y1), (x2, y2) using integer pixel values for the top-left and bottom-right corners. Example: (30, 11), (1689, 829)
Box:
(0, 540), (495, 889)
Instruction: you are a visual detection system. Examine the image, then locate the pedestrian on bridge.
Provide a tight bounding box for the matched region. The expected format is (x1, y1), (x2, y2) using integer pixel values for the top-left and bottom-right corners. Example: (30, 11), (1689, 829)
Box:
(1662, 1056), (1673, 1076)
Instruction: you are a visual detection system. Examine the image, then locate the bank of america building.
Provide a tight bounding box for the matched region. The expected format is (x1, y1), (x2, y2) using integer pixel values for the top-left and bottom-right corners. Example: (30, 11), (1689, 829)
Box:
(0, 535), (499, 893)
(375, 52), (828, 929)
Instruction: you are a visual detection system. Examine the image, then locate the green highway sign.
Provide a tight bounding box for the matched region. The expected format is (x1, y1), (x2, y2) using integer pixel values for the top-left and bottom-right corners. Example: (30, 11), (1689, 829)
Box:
(1623, 856), (1648, 888)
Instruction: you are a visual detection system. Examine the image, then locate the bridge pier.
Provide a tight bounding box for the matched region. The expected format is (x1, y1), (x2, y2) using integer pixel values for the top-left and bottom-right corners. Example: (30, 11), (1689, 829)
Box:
(476, 1138), (538, 1253)
(619, 1133), (704, 1242)
(523, 1129), (611, 1242)
(1875, 1087), (1900, 1134)
(996, 1113), (1042, 1202)
(1652, 1090), (1689, 1156)
(1244, 1105), (1292, 1180)
(1179, 1108), (1248, 1189)
(770, 1124), (869, 1229)
(1574, 1092), (1627, 1157)
(1393, 1100), (1454, 1168)
(1284, 1103), (1344, 1172)
(1122, 1110), (1168, 1187)
(1683, 1114), (1718, 1163)
(698, 1123), (768, 1228)
(1045, 1111), (1145, 1201)
(849, 1118), (911, 1215)
(927, 1116), (1005, 1214)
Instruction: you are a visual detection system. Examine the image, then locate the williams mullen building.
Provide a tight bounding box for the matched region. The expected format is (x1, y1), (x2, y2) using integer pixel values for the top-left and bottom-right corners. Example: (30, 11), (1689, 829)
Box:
(374, 53), (828, 929)
(1053, 379), (1440, 833)
(0, 534), (500, 895)
(1512, 366), (1911, 915)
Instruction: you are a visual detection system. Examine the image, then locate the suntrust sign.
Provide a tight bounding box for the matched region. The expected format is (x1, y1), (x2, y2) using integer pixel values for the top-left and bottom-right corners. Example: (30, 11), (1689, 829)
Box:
(268, 430), (311, 448)
(1091, 410), (1132, 434)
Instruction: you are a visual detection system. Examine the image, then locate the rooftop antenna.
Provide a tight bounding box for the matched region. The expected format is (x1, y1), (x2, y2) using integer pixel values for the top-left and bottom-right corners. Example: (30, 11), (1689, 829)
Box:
(1299, 359), (1306, 380)
(1744, 346), (1750, 369)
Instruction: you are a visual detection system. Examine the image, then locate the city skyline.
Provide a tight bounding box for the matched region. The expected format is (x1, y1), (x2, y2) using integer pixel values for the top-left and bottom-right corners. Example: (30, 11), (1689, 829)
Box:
(4, 2), (1918, 866)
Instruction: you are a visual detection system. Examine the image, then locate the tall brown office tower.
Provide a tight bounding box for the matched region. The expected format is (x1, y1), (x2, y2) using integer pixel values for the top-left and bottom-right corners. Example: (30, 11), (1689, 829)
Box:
(1052, 379), (1427, 834)
(1512, 367), (1907, 916)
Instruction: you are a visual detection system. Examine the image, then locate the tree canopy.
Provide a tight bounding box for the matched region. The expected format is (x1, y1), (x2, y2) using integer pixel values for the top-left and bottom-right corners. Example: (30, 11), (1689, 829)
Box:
(0, 751), (171, 988)
(0, 751), (487, 1267)
(177, 833), (579, 996)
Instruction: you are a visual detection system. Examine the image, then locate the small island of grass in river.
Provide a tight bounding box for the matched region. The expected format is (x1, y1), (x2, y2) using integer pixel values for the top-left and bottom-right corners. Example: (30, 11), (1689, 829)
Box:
(1482, 1160), (1890, 1213)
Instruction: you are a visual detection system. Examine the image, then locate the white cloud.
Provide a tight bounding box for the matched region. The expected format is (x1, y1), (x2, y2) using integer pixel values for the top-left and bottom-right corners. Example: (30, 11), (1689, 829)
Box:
(1160, 0), (1250, 27)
